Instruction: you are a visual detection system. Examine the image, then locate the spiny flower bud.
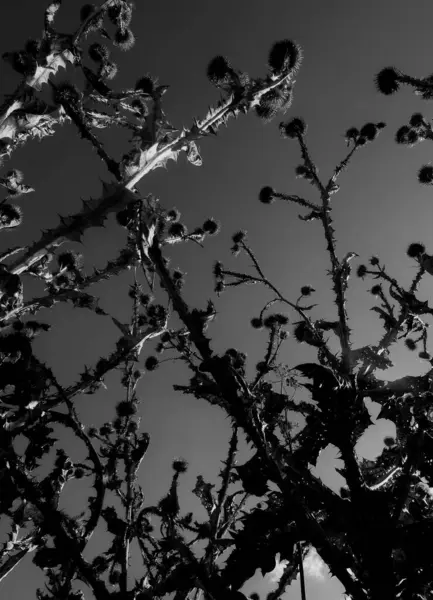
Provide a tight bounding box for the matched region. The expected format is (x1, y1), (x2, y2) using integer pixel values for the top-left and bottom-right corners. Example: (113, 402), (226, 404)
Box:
(268, 39), (302, 74)
(213, 261), (224, 279)
(168, 222), (187, 238)
(407, 242), (426, 258)
(135, 75), (156, 95)
(113, 27), (135, 51)
(215, 281), (225, 294)
(370, 284), (382, 296)
(232, 230), (246, 244)
(369, 256), (380, 266)
(418, 165), (433, 185)
(259, 186), (275, 204)
(251, 317), (264, 329)
(255, 102), (278, 122)
(375, 67), (401, 95)
(360, 123), (379, 141)
(88, 43), (110, 62)
(356, 264), (367, 278)
(295, 165), (310, 179)
(166, 208), (181, 223)
(409, 113), (425, 127)
(172, 458), (188, 473)
(405, 338), (417, 351)
(140, 293), (153, 306)
(256, 361), (269, 374)
(279, 117), (306, 139)
(395, 126), (418, 145)
(263, 313), (289, 328)
(206, 56), (233, 86)
(144, 356), (158, 371)
(345, 127), (359, 142)
(202, 218), (220, 235)
(53, 82), (81, 105)
(116, 400), (137, 418)
(301, 285), (315, 296)
(0, 204), (22, 230)
(172, 269), (184, 280)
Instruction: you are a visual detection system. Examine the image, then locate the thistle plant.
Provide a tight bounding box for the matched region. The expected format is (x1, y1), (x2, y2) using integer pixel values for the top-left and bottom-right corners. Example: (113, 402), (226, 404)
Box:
(0, 1), (307, 600)
(145, 111), (433, 599)
(2, 2), (432, 600)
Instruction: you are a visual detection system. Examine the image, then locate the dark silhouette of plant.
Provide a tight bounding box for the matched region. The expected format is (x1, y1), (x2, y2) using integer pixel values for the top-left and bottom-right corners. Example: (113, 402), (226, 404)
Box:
(0, 2), (307, 600)
(2, 2), (433, 600)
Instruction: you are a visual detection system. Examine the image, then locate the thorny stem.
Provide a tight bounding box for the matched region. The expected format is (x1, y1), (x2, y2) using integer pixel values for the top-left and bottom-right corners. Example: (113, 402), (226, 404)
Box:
(299, 134), (355, 372)
(146, 235), (368, 600)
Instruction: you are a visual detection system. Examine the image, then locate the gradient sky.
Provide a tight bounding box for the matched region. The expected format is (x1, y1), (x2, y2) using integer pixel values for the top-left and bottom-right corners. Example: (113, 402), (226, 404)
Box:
(2, 1), (433, 598)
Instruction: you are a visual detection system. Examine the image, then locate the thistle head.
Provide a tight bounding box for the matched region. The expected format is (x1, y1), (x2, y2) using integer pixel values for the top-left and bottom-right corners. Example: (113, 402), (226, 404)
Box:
(407, 242), (426, 258)
(113, 27), (135, 51)
(268, 39), (302, 75)
(259, 186), (276, 204)
(135, 75), (157, 95)
(375, 67), (401, 95)
(279, 117), (306, 139)
(144, 356), (158, 371)
(206, 56), (234, 87)
(418, 165), (433, 185)
(0, 204), (22, 230)
(202, 218), (220, 236)
(88, 43), (110, 62)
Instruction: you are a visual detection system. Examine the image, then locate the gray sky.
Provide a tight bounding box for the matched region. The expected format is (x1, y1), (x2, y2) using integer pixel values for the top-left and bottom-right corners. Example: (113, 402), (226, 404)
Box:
(2, 1), (433, 598)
